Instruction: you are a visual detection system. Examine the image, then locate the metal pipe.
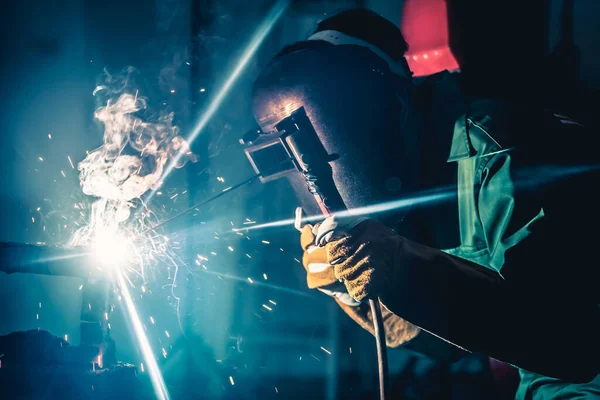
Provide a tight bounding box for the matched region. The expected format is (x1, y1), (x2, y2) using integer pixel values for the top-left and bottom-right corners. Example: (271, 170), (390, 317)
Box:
(0, 242), (97, 278)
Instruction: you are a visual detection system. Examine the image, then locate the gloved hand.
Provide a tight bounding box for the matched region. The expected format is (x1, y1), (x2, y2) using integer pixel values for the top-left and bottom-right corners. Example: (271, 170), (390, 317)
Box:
(318, 218), (401, 302)
(300, 222), (361, 306)
(299, 214), (421, 347)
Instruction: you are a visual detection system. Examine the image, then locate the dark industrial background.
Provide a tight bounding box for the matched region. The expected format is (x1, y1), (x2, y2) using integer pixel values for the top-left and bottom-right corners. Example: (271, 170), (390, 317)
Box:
(0, 0), (598, 398)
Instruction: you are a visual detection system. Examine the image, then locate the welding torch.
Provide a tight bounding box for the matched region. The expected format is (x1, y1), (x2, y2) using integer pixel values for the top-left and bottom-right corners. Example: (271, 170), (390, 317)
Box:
(271, 108), (389, 400)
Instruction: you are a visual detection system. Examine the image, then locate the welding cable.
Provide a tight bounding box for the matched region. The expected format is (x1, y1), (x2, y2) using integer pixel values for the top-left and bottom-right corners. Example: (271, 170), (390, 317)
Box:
(370, 298), (389, 400)
(315, 216), (389, 399)
(143, 157), (297, 234)
(142, 173), (262, 235)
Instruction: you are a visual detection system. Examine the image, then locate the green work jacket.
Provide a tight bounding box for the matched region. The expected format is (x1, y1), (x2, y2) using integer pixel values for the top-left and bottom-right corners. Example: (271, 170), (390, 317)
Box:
(443, 100), (600, 399)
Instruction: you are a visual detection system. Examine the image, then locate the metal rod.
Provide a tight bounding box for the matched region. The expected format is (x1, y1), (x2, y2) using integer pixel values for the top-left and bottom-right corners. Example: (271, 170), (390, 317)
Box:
(141, 173), (261, 235)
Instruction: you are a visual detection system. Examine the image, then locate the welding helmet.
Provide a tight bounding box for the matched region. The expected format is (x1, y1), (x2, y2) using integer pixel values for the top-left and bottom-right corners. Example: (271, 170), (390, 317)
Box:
(246, 10), (417, 217)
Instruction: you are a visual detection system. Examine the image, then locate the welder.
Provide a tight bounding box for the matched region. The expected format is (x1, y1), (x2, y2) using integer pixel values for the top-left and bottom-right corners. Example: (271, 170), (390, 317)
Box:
(250, 9), (600, 399)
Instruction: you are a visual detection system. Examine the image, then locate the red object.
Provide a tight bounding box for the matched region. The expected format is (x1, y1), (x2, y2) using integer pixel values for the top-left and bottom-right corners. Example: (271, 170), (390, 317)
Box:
(401, 0), (460, 77)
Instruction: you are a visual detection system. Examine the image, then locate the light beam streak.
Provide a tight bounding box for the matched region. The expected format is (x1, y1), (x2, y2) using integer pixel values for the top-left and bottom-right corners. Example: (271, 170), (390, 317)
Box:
(115, 270), (170, 400)
(145, 0), (289, 204)
(240, 191), (453, 232)
(194, 268), (311, 298)
(238, 164), (600, 232)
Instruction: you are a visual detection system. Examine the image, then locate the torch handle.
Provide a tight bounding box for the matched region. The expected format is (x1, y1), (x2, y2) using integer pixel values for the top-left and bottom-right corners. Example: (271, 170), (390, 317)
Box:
(311, 192), (388, 400)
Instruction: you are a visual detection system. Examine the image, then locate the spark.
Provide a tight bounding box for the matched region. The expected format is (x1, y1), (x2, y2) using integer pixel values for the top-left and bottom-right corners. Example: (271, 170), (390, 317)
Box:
(247, 277), (254, 283)
(349, 347), (352, 354)
(246, 253), (252, 259)
(79, 284), (83, 290)
(61, 171), (66, 177)
(48, 134), (52, 139)
(64, 334), (68, 342)
(228, 246), (234, 252)
(275, 387), (278, 393)
(170, 89), (176, 94)
(39, 302), (42, 308)
(161, 348), (167, 358)
(141, 286), (146, 293)
(263, 273), (268, 280)
(268, 300), (276, 305)
(144, 0), (289, 203)
(320, 346), (331, 355)
(262, 304), (272, 311)
(31, 217), (35, 223)
(150, 316), (155, 324)
(199, 88), (205, 92)
(140, 363), (145, 372)
(36, 314), (39, 320)
(261, 240), (270, 244)
(217, 176), (225, 182)
(165, 330), (170, 338)
(38, 157), (44, 162)
(229, 376), (235, 386)
(104, 312), (108, 320)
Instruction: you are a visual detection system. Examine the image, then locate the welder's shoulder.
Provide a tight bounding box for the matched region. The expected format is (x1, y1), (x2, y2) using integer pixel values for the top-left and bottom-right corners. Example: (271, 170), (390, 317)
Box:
(447, 99), (585, 163)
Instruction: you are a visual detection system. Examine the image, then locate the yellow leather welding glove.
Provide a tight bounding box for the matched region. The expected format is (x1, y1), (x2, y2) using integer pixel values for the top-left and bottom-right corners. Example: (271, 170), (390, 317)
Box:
(322, 219), (402, 302)
(301, 222), (421, 347)
(301, 224), (360, 306)
(301, 224), (338, 289)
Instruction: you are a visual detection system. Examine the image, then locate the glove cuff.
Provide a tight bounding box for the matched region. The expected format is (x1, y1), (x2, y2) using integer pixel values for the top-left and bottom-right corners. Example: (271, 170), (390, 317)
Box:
(335, 298), (421, 348)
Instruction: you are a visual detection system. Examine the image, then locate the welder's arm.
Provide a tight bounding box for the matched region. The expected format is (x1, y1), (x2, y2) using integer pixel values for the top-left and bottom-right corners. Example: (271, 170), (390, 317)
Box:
(327, 219), (600, 383)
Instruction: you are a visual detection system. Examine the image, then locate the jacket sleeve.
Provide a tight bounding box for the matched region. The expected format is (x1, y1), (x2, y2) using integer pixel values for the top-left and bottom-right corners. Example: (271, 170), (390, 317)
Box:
(369, 144), (600, 383)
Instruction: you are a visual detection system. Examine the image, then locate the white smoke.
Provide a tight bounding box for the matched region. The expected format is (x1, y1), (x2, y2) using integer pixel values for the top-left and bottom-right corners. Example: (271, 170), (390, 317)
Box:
(70, 72), (195, 256)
